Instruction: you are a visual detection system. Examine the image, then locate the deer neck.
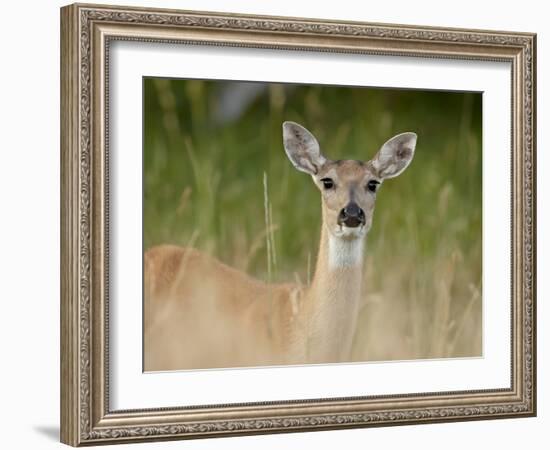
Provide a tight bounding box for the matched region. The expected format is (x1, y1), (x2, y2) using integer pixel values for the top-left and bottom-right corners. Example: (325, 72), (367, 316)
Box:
(302, 223), (365, 363)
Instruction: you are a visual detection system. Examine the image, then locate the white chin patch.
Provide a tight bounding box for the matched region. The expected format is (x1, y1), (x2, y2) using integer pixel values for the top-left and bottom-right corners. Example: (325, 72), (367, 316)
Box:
(328, 228), (365, 269)
(334, 225), (366, 239)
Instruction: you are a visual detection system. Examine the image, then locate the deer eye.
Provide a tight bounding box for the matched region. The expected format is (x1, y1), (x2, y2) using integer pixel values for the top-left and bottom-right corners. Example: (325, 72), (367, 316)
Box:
(320, 178), (335, 190)
(367, 180), (380, 193)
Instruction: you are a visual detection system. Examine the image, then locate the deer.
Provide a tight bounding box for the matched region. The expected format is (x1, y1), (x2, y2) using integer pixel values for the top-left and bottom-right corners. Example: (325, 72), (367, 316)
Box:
(144, 121), (417, 371)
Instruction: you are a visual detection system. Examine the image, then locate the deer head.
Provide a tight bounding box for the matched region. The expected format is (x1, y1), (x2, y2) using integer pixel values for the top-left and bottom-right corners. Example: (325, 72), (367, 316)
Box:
(282, 121), (417, 241)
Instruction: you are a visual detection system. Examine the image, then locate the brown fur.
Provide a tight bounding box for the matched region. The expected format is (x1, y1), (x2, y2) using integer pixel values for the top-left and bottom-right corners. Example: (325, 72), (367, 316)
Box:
(144, 245), (304, 370)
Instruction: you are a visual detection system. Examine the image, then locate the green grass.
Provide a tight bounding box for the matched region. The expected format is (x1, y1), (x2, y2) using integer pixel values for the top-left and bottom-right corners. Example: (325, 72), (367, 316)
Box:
(143, 78), (482, 360)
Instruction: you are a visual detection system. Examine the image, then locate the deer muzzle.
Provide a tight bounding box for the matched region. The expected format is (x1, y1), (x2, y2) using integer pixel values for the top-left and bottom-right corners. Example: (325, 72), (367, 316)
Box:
(338, 202), (365, 228)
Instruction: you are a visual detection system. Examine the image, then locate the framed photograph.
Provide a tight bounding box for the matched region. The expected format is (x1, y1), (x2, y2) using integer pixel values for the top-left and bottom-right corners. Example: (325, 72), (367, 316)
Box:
(60, 3), (536, 446)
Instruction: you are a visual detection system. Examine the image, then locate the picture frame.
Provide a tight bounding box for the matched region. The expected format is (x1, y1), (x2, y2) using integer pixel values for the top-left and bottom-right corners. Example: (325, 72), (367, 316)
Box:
(60, 2), (536, 446)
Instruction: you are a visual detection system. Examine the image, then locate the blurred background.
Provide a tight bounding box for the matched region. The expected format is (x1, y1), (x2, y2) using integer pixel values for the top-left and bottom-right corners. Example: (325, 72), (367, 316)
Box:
(143, 78), (482, 361)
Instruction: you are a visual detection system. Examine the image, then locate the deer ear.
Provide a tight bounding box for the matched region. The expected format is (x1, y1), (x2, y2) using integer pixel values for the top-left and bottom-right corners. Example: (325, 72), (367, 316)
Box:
(282, 121), (327, 175)
(371, 132), (417, 179)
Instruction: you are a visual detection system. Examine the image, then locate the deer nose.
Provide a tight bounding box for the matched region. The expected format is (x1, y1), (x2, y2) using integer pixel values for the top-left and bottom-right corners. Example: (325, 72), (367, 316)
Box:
(338, 202), (365, 228)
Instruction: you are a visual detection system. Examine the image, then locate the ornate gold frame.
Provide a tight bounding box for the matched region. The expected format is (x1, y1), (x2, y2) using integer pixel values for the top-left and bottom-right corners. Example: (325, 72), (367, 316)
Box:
(60, 2), (536, 446)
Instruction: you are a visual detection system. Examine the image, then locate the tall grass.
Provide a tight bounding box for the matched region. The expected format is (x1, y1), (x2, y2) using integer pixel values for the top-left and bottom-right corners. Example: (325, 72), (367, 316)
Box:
(143, 78), (482, 361)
